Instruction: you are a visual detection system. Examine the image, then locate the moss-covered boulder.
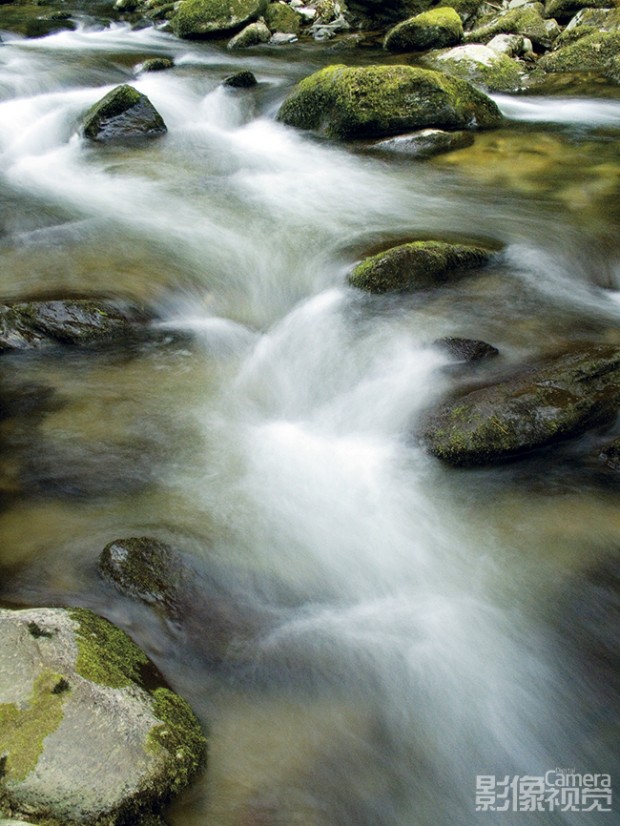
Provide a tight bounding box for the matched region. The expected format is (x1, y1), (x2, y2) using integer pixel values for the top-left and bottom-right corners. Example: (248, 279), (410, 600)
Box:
(347, 0), (435, 25)
(227, 19), (271, 47)
(437, 0), (484, 22)
(100, 537), (184, 617)
(544, 0), (613, 22)
(368, 128), (474, 158)
(465, 4), (560, 49)
(384, 8), (463, 52)
(0, 299), (154, 351)
(424, 345), (620, 465)
(0, 607), (207, 826)
(277, 64), (502, 139)
(140, 57), (174, 72)
(223, 69), (258, 86)
(537, 30), (620, 76)
(82, 85), (167, 142)
(172, 0), (267, 38)
(265, 1), (302, 34)
(348, 240), (495, 293)
(432, 44), (524, 92)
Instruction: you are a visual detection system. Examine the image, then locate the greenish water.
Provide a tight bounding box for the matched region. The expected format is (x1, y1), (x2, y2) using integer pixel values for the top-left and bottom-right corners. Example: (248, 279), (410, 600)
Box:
(0, 19), (619, 826)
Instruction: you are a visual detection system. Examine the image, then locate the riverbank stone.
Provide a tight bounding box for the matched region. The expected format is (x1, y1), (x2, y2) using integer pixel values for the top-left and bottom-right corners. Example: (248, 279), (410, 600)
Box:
(384, 8), (463, 52)
(173, 0), (267, 38)
(424, 344), (620, 465)
(277, 64), (502, 139)
(348, 240), (495, 293)
(0, 299), (154, 351)
(82, 85), (167, 142)
(0, 607), (207, 825)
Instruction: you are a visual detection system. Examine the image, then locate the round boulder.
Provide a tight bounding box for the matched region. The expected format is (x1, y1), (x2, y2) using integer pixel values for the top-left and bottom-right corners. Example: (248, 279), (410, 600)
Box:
(0, 607), (206, 825)
(173, 0), (267, 38)
(384, 8), (463, 53)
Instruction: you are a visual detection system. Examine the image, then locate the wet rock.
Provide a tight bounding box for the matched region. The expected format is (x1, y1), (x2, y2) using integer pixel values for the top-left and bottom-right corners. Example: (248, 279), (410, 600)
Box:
(384, 8), (463, 53)
(269, 31), (299, 43)
(99, 537), (184, 616)
(0, 299), (154, 351)
(537, 30), (620, 77)
(173, 0), (267, 38)
(599, 436), (620, 470)
(140, 57), (174, 72)
(487, 33), (529, 56)
(223, 69), (258, 87)
(277, 64), (502, 140)
(431, 43), (524, 92)
(368, 128), (474, 158)
(434, 337), (499, 362)
(265, 1), (302, 34)
(0, 607), (206, 825)
(82, 85), (167, 142)
(227, 19), (271, 47)
(465, 4), (560, 49)
(0, 6), (76, 39)
(424, 344), (620, 466)
(348, 240), (495, 293)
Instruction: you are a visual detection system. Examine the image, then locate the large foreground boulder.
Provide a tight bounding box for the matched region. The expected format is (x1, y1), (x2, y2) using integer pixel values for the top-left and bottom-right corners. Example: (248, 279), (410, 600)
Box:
(0, 607), (206, 825)
(348, 240), (496, 293)
(424, 345), (620, 465)
(173, 0), (267, 38)
(82, 85), (167, 142)
(277, 64), (502, 139)
(0, 299), (154, 351)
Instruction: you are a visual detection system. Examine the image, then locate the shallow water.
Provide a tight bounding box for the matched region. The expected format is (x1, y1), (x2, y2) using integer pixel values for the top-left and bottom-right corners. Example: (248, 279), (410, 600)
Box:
(0, 20), (619, 826)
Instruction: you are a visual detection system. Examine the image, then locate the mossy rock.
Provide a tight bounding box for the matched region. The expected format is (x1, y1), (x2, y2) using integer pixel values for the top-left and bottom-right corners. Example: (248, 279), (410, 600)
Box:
(140, 57), (174, 72)
(465, 4), (559, 49)
(424, 345), (620, 465)
(227, 18), (270, 46)
(172, 0), (267, 38)
(544, 0), (613, 21)
(0, 607), (207, 825)
(537, 30), (620, 76)
(384, 8), (463, 52)
(0, 299), (154, 351)
(346, 0), (435, 25)
(82, 84), (167, 142)
(437, 0), (484, 22)
(599, 435), (620, 470)
(431, 43), (524, 92)
(223, 69), (258, 86)
(264, 1), (302, 34)
(277, 64), (502, 140)
(348, 240), (496, 293)
(0, 6), (76, 38)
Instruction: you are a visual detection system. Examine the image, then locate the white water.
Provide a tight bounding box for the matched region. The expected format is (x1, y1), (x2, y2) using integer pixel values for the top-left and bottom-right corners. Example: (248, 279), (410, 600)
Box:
(0, 23), (619, 826)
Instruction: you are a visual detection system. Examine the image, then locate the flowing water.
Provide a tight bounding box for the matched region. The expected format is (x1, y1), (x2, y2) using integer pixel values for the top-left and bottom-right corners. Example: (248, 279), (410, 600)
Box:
(1, 18), (620, 826)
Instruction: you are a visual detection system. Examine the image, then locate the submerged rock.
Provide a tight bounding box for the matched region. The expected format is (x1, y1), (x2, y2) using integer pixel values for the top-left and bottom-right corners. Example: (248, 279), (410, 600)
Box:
(348, 240), (495, 293)
(384, 8), (463, 52)
(140, 57), (174, 72)
(434, 337), (500, 362)
(82, 85), (167, 142)
(368, 128), (474, 158)
(227, 19), (271, 47)
(277, 64), (502, 139)
(0, 299), (154, 351)
(173, 0), (267, 38)
(432, 43), (524, 92)
(0, 607), (206, 825)
(424, 345), (620, 465)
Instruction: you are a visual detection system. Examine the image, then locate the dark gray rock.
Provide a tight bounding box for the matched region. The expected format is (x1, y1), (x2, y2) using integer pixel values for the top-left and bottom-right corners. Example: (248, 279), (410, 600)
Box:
(82, 85), (167, 143)
(434, 337), (499, 362)
(223, 70), (258, 87)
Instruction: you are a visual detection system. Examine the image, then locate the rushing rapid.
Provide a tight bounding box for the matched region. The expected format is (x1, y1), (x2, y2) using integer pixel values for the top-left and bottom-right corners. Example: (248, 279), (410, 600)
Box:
(0, 20), (619, 826)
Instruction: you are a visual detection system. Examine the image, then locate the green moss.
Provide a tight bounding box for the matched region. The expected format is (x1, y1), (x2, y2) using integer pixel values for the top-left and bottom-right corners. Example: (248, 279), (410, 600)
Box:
(348, 240), (493, 293)
(146, 688), (207, 794)
(384, 8), (463, 52)
(0, 670), (69, 782)
(264, 2), (301, 34)
(437, 0), (483, 20)
(538, 31), (620, 75)
(466, 6), (555, 48)
(83, 85), (142, 130)
(69, 607), (148, 689)
(435, 46), (523, 93)
(172, 0), (266, 38)
(277, 64), (502, 139)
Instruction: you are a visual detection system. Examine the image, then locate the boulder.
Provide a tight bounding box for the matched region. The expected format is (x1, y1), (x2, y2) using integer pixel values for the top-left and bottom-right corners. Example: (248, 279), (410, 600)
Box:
(82, 85), (167, 142)
(368, 128), (474, 158)
(346, 0), (435, 25)
(173, 0), (267, 38)
(223, 69), (258, 86)
(465, 4), (560, 49)
(227, 19), (271, 47)
(265, 1), (302, 33)
(0, 299), (154, 351)
(434, 337), (499, 362)
(537, 30), (620, 76)
(348, 240), (495, 293)
(140, 57), (174, 72)
(544, 0), (613, 21)
(432, 44), (524, 92)
(276, 64), (502, 139)
(424, 345), (620, 465)
(599, 436), (620, 470)
(436, 0), (483, 22)
(0, 607), (206, 825)
(384, 8), (463, 52)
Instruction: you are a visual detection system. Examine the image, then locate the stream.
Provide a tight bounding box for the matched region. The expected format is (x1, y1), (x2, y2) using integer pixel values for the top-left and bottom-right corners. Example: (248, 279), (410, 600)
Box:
(0, 18), (619, 826)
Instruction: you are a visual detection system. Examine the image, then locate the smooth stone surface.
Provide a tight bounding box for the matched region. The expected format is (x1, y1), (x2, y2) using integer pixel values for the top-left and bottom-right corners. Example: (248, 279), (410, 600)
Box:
(434, 337), (500, 362)
(368, 128), (474, 157)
